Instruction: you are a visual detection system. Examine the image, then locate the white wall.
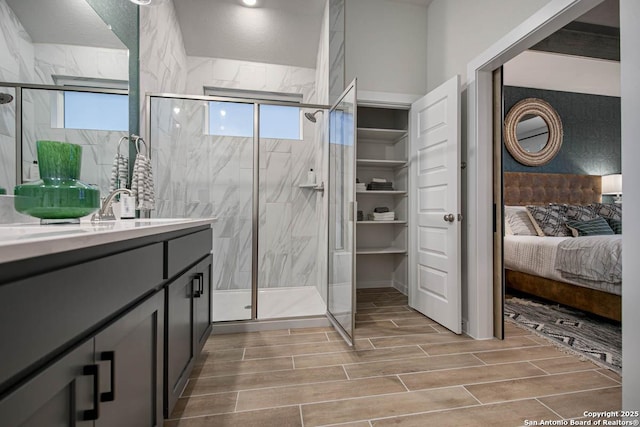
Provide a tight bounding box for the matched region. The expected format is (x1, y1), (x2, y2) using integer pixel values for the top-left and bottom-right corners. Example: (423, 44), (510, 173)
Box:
(345, 0), (428, 96)
(621, 0), (640, 410)
(426, 0), (551, 91)
(504, 50), (620, 96)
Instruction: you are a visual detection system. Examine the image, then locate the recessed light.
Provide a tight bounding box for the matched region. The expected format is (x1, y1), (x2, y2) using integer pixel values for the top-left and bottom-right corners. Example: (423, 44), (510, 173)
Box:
(220, 110), (227, 117)
(173, 107), (181, 114)
(241, 0), (258, 7)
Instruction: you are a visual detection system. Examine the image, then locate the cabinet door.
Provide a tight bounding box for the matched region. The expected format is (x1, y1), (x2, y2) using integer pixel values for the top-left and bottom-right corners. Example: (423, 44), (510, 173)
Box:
(165, 267), (196, 416)
(94, 291), (164, 427)
(0, 340), (95, 427)
(193, 255), (213, 353)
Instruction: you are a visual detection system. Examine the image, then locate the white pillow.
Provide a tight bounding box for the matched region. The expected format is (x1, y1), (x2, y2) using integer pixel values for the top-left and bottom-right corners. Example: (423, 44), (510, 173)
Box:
(504, 205), (538, 236)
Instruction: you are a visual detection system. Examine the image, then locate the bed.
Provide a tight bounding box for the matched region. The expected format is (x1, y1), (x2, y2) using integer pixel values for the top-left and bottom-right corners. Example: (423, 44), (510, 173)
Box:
(503, 172), (622, 321)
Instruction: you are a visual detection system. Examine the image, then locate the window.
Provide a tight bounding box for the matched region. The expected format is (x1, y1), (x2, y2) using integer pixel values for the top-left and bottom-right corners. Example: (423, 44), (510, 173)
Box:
(52, 76), (128, 132)
(204, 87), (303, 140)
(63, 91), (128, 131)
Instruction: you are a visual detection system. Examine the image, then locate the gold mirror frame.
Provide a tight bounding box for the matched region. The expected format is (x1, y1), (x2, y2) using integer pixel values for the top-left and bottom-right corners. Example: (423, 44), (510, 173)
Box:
(504, 98), (563, 166)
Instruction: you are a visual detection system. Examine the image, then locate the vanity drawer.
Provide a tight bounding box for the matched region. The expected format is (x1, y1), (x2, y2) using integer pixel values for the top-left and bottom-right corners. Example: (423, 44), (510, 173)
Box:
(0, 242), (163, 391)
(165, 228), (212, 279)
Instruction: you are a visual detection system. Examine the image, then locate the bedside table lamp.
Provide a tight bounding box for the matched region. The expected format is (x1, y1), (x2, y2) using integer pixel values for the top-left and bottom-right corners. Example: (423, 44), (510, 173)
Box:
(602, 174), (622, 204)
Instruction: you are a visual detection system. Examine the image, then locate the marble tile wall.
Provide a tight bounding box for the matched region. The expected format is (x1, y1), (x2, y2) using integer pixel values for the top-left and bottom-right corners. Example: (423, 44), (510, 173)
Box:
(0, 0), (36, 85)
(33, 44), (128, 84)
(139, 0), (188, 143)
(0, 0), (34, 194)
(186, 56), (316, 101)
(329, 0), (345, 104)
(313, 0), (331, 302)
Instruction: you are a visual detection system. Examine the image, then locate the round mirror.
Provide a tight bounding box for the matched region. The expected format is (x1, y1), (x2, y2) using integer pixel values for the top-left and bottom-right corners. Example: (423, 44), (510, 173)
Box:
(516, 114), (549, 153)
(504, 98), (562, 166)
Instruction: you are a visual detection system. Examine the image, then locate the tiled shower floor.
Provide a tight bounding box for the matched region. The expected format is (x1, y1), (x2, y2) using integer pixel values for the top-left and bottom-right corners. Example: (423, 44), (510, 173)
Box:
(166, 288), (621, 427)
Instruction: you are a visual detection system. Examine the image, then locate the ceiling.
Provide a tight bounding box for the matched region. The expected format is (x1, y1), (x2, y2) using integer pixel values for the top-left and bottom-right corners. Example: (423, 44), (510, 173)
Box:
(5, 0), (125, 49)
(174, 0), (433, 69)
(575, 0), (619, 27)
(174, 0), (326, 69)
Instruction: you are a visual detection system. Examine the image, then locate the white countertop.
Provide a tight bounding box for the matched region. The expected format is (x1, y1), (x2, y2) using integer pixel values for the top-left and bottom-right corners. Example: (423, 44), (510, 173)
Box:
(0, 218), (216, 264)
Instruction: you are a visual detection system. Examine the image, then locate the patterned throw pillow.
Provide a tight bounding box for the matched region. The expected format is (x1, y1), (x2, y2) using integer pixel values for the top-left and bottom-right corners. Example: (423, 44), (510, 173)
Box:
(504, 206), (538, 236)
(588, 203), (622, 221)
(606, 217), (622, 234)
(565, 205), (599, 222)
(565, 217), (614, 237)
(525, 205), (571, 237)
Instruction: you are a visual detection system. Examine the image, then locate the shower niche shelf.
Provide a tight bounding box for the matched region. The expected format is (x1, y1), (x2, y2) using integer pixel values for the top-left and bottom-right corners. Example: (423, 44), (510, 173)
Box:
(298, 183), (324, 192)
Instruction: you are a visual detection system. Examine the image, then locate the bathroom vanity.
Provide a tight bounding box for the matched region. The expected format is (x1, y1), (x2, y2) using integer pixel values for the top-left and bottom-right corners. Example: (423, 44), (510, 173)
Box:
(0, 218), (215, 426)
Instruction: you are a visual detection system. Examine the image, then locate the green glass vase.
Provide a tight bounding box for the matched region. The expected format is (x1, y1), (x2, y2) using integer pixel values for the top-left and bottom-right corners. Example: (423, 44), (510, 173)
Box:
(14, 141), (100, 220)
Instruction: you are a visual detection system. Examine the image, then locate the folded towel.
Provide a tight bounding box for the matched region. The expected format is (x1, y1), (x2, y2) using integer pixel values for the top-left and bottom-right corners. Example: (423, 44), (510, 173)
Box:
(371, 178), (387, 183)
(374, 207), (390, 213)
(367, 182), (394, 191)
(131, 136), (155, 211)
(369, 212), (396, 221)
(109, 136), (129, 191)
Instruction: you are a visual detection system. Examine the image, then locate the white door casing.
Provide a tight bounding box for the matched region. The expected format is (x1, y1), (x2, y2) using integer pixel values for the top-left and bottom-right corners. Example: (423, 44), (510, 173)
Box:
(409, 75), (462, 334)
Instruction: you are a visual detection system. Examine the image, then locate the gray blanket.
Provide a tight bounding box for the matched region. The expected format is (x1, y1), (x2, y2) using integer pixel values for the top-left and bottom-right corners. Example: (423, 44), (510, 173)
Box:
(555, 235), (622, 285)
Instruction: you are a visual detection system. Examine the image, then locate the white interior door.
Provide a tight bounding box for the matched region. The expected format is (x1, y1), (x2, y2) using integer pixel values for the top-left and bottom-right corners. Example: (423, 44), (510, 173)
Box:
(409, 75), (462, 334)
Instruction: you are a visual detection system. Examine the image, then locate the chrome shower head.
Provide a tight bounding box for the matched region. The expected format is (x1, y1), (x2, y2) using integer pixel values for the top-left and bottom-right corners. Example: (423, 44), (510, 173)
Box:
(304, 109), (324, 123)
(0, 93), (13, 104)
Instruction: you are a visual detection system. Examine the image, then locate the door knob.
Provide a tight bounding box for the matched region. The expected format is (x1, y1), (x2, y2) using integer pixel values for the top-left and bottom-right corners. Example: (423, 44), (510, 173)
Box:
(443, 213), (455, 222)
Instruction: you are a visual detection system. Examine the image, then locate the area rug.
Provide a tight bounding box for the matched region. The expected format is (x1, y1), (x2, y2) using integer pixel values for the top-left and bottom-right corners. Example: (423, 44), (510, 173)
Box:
(504, 297), (621, 373)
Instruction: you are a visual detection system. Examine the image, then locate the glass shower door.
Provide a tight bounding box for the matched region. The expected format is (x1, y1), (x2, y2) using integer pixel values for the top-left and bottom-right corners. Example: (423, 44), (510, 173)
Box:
(149, 96), (254, 322)
(327, 79), (357, 345)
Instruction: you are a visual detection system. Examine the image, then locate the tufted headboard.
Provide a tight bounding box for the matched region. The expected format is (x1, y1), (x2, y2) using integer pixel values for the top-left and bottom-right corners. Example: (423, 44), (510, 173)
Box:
(504, 172), (602, 206)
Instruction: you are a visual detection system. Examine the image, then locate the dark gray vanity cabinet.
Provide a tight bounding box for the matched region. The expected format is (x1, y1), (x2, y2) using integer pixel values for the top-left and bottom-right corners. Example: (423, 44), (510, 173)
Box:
(0, 340), (95, 427)
(93, 291), (164, 427)
(194, 255), (213, 354)
(0, 224), (213, 427)
(0, 290), (164, 427)
(165, 253), (213, 417)
(165, 265), (195, 416)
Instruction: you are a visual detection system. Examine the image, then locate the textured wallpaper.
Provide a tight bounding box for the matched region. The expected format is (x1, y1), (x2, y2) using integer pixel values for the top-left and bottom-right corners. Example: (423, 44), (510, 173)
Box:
(503, 86), (621, 176)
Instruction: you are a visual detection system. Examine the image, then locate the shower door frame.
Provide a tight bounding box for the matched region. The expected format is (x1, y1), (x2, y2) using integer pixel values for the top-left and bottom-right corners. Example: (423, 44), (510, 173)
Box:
(146, 92), (330, 322)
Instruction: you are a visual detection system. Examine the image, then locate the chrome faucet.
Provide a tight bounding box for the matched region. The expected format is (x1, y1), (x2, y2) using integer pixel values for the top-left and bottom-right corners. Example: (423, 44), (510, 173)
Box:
(91, 188), (133, 222)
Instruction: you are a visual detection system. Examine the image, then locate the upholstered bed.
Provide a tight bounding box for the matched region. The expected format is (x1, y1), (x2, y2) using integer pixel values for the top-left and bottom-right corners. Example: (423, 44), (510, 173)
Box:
(503, 172), (622, 321)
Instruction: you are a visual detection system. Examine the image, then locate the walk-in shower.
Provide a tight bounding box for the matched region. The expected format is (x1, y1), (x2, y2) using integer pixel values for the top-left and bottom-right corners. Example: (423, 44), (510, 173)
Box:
(148, 93), (329, 322)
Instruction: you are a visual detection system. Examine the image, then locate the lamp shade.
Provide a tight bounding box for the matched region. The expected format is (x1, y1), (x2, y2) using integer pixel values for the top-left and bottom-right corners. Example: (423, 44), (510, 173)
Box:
(602, 174), (622, 195)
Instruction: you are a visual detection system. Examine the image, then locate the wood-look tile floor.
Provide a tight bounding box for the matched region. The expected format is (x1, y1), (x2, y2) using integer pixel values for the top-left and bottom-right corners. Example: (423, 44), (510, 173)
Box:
(165, 288), (621, 427)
